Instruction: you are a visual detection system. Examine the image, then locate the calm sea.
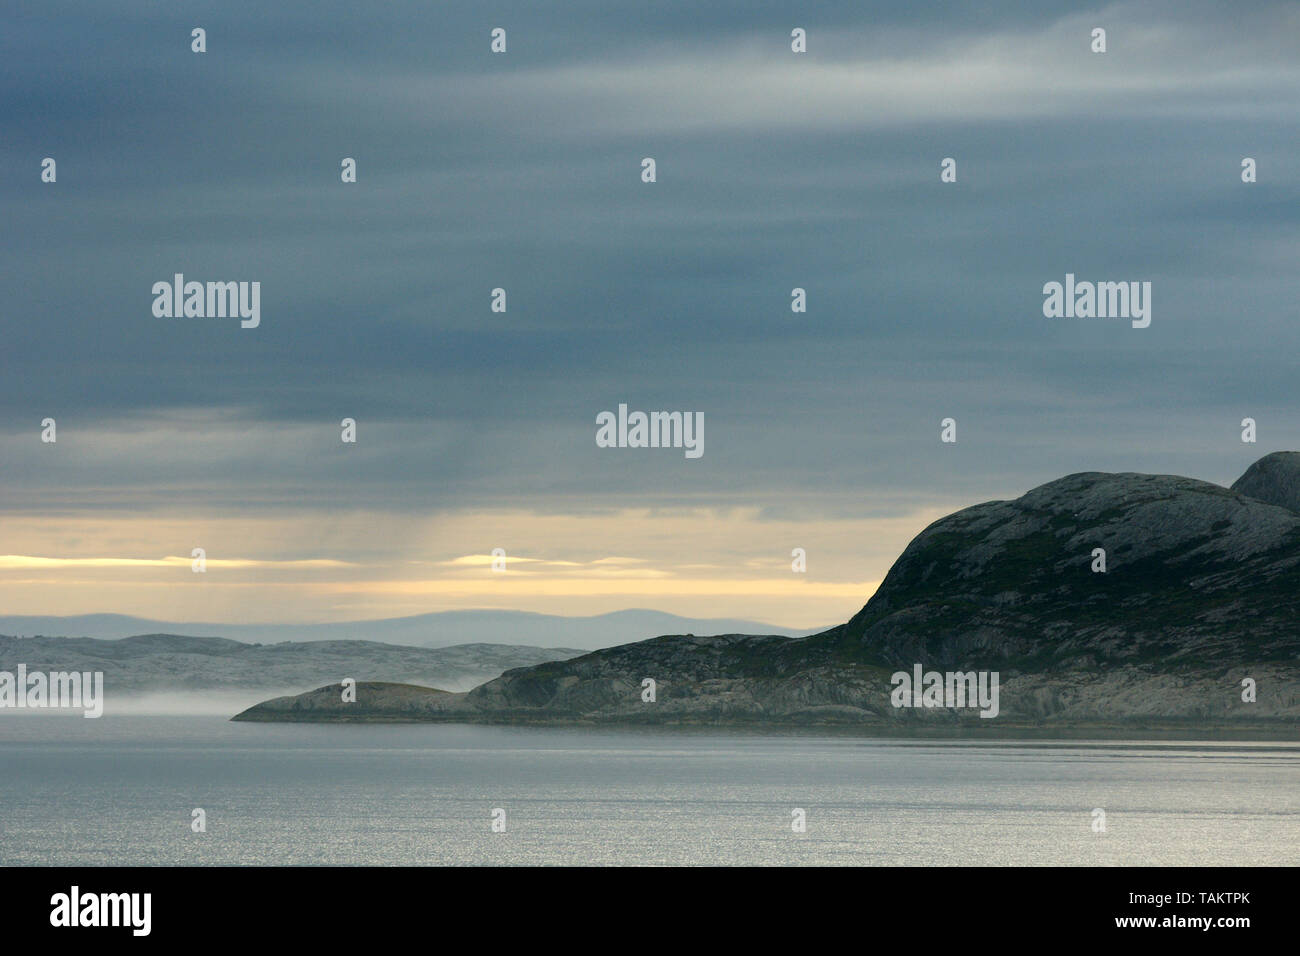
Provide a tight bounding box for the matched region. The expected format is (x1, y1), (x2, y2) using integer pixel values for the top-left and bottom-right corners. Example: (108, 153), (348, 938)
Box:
(1, 714), (1296, 865)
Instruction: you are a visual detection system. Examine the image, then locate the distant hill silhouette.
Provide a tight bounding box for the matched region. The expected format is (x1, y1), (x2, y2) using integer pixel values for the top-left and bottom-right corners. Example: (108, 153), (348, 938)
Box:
(0, 609), (827, 651)
(0, 633), (584, 695)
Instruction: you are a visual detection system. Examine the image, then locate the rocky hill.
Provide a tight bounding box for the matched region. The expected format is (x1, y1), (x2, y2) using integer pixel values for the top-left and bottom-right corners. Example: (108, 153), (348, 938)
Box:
(237, 682), (458, 721)
(235, 454), (1300, 734)
(1232, 451), (1300, 513)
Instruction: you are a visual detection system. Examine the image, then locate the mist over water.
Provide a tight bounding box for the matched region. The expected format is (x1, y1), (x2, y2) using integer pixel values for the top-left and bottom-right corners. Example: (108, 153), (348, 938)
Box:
(2, 716), (1296, 866)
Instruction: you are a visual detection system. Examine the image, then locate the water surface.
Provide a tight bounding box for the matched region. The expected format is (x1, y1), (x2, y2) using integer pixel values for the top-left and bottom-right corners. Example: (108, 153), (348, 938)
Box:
(2, 715), (1296, 865)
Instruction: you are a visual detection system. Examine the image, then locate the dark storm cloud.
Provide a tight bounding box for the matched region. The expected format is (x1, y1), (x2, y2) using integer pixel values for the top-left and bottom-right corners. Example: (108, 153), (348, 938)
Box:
(2, 0), (1298, 515)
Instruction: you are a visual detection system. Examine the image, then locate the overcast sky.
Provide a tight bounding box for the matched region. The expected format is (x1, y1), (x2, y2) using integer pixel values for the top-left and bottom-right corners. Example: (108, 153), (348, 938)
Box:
(1, 0), (1297, 628)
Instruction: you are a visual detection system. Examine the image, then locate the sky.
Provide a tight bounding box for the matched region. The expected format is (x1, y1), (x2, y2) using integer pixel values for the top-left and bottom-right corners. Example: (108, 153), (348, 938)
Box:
(1, 0), (1297, 628)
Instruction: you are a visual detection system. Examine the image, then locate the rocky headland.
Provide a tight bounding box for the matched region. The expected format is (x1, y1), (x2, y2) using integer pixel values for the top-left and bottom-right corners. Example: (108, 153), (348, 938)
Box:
(234, 453), (1300, 736)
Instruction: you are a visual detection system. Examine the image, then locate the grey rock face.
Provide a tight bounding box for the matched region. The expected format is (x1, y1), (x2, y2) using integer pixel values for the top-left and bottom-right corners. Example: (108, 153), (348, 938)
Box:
(835, 469), (1300, 670)
(1231, 451), (1300, 513)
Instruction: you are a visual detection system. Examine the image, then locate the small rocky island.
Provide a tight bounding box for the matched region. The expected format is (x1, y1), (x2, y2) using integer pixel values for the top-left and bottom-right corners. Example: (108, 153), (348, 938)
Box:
(234, 453), (1300, 737)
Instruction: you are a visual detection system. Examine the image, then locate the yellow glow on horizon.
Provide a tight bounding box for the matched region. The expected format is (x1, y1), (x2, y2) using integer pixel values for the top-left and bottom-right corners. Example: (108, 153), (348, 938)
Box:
(0, 502), (947, 627)
(0, 555), (355, 570)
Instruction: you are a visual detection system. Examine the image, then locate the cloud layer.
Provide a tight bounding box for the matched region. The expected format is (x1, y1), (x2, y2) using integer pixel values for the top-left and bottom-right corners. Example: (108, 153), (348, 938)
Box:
(2, 1), (1297, 624)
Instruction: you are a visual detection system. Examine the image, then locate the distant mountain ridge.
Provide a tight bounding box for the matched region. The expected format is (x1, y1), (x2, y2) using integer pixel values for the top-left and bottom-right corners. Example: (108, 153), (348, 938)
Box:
(0, 633), (585, 695)
(0, 609), (826, 651)
(236, 453), (1300, 733)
